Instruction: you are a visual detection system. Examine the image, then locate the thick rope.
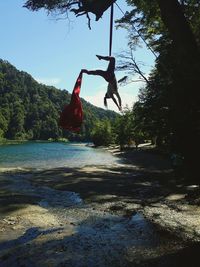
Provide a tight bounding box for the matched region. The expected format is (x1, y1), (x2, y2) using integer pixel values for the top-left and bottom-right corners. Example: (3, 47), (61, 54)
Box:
(115, 2), (158, 59)
(109, 3), (114, 56)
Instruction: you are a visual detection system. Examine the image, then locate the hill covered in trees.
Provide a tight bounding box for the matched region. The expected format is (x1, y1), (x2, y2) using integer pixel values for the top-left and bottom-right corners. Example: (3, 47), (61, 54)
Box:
(0, 59), (118, 141)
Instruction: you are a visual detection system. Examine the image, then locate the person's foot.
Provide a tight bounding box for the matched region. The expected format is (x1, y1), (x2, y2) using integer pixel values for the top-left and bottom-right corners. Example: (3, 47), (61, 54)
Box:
(81, 69), (88, 74)
(96, 55), (102, 60)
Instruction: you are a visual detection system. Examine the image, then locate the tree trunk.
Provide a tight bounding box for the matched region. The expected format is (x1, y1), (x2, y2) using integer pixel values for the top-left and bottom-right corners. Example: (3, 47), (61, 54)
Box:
(157, 0), (200, 70)
(157, 0), (199, 52)
(157, 0), (200, 177)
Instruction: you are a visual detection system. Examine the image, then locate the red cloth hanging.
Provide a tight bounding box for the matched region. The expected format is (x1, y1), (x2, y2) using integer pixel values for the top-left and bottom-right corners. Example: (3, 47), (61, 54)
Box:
(59, 72), (83, 132)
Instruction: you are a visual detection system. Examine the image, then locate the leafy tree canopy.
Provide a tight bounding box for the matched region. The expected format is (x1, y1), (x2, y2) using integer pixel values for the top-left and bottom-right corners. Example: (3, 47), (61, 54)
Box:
(24, 0), (116, 28)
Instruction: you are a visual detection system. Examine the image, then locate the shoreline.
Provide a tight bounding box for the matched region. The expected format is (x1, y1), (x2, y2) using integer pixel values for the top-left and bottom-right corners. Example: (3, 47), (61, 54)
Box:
(106, 146), (200, 242)
(0, 145), (200, 266)
(1, 146), (199, 242)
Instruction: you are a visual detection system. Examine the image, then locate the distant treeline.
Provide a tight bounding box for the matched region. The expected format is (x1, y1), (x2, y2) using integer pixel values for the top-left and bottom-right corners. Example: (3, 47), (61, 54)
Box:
(0, 59), (118, 141)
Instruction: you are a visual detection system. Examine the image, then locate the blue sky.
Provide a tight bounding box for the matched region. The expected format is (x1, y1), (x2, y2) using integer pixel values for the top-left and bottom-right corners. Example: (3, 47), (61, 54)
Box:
(0, 0), (155, 111)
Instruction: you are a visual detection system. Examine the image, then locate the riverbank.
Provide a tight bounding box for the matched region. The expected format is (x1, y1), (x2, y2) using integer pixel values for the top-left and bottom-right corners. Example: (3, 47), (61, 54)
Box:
(106, 145), (200, 242)
(0, 147), (200, 266)
(0, 139), (69, 146)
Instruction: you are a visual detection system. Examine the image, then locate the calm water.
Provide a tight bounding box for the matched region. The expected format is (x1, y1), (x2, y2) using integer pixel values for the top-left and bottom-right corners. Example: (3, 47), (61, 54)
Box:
(0, 142), (119, 170)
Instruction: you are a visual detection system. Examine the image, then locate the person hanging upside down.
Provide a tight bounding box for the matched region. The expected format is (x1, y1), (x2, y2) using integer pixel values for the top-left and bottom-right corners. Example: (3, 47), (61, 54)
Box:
(81, 55), (122, 111)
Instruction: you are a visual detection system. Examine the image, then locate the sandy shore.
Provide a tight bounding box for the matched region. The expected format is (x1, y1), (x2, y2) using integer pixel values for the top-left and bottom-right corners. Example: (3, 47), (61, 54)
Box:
(0, 147), (200, 266)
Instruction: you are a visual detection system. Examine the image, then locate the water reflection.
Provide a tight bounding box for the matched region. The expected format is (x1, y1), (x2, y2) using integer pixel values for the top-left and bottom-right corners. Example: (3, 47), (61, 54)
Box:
(0, 142), (119, 169)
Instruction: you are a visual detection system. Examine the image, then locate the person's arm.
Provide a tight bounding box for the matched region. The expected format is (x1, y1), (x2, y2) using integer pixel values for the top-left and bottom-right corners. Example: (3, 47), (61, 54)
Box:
(118, 76), (128, 84)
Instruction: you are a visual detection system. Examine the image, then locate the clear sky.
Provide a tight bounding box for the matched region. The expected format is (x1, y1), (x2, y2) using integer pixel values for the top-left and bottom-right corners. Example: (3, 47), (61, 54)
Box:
(0, 0), (155, 112)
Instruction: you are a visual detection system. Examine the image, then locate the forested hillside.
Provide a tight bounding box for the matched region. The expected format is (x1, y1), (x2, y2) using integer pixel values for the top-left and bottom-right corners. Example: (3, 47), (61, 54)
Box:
(0, 59), (118, 141)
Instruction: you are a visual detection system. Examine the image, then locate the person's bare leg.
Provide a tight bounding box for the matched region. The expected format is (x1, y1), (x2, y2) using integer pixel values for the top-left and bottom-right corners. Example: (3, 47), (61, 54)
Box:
(81, 69), (104, 76)
(81, 69), (108, 80)
(115, 92), (122, 110)
(111, 95), (121, 111)
(96, 55), (115, 74)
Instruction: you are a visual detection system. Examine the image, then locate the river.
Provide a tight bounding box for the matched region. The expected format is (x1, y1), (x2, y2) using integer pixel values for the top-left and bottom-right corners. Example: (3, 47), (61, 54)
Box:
(0, 141), (119, 169)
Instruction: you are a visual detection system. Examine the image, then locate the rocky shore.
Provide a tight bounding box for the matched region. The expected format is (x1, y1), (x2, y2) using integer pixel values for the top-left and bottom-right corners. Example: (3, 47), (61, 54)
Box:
(106, 145), (200, 242)
(0, 146), (199, 266)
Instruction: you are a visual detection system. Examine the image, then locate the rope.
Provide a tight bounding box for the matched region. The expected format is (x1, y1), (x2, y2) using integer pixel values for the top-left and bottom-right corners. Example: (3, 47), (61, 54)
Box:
(109, 3), (114, 56)
(115, 2), (172, 78)
(115, 2), (158, 59)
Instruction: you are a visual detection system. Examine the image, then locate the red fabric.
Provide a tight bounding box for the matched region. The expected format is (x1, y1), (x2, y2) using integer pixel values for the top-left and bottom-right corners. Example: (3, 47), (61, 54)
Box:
(59, 72), (83, 132)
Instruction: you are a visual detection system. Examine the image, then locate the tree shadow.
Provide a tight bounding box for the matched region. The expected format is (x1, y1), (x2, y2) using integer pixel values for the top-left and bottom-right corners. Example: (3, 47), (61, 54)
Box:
(0, 213), (199, 267)
(141, 242), (200, 267)
(0, 227), (63, 252)
(31, 164), (199, 211)
(0, 191), (41, 214)
(1, 148), (199, 216)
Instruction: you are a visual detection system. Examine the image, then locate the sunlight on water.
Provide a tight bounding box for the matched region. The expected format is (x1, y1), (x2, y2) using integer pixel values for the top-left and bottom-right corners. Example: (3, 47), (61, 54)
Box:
(0, 142), (118, 169)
